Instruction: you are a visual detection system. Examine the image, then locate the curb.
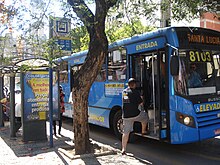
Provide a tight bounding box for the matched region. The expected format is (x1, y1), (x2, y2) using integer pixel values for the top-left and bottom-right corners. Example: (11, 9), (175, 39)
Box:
(58, 141), (118, 160)
(58, 147), (117, 160)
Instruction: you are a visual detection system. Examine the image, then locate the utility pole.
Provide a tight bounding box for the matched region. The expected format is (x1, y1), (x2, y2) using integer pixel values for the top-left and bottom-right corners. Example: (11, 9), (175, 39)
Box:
(160, 0), (171, 28)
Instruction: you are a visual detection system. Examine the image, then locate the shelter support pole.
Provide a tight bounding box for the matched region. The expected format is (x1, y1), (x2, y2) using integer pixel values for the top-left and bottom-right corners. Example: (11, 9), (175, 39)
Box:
(0, 72), (4, 127)
(10, 72), (16, 138)
(49, 64), (53, 147)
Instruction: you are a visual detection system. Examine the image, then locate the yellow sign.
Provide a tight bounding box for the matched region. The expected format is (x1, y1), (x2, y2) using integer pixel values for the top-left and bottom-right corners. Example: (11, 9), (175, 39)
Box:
(195, 102), (220, 112)
(105, 84), (124, 88)
(89, 114), (104, 122)
(105, 83), (124, 96)
(188, 50), (212, 62)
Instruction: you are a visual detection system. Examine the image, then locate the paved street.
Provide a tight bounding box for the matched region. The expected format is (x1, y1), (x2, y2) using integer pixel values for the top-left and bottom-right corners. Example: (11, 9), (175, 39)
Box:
(0, 119), (220, 165)
(63, 118), (220, 165)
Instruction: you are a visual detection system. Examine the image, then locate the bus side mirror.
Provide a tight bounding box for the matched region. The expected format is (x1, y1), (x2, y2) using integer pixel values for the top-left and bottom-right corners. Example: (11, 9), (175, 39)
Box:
(170, 56), (179, 76)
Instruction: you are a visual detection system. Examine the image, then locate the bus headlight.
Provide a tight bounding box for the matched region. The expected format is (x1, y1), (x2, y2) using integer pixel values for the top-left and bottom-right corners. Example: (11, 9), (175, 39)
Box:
(176, 112), (196, 128)
(183, 117), (190, 125)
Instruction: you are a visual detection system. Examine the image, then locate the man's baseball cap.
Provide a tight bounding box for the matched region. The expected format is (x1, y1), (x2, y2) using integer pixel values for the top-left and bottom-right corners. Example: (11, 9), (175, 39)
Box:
(128, 78), (136, 84)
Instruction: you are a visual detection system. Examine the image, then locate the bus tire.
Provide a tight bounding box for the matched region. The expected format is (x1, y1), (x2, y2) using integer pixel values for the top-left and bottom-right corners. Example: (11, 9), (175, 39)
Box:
(112, 110), (137, 143)
(113, 110), (123, 140)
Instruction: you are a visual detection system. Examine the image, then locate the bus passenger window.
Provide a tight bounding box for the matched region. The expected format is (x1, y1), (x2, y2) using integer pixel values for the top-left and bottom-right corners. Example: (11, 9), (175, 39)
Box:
(60, 71), (68, 83)
(59, 62), (68, 83)
(96, 64), (106, 82)
(72, 65), (82, 75)
(108, 49), (127, 81)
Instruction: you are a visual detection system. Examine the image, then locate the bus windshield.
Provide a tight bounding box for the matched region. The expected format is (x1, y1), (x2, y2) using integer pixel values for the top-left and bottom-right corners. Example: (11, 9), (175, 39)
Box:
(174, 49), (220, 96)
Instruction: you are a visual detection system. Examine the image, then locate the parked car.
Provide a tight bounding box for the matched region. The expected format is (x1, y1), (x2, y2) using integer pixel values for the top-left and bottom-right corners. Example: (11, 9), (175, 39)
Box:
(15, 86), (21, 118)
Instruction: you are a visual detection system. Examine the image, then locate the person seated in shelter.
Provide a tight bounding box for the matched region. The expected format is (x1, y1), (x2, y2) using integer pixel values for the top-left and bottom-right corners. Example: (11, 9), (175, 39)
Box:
(0, 97), (10, 121)
(187, 63), (202, 88)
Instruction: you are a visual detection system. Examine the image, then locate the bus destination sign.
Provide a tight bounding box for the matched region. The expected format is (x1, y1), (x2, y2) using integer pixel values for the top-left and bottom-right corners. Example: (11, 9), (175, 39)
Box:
(176, 27), (220, 48)
(194, 101), (220, 113)
(187, 33), (220, 46)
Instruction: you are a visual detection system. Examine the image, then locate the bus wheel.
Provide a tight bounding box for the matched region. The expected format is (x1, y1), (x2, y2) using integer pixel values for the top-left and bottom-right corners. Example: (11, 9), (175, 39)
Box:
(113, 110), (123, 140)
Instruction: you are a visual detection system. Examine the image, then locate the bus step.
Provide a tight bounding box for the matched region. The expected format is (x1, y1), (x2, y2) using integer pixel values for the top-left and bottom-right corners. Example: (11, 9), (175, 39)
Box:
(134, 132), (159, 140)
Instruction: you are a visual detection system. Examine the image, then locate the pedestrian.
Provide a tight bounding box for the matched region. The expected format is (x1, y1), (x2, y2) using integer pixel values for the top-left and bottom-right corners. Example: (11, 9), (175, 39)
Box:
(121, 78), (149, 155)
(53, 85), (65, 135)
(0, 96), (10, 121)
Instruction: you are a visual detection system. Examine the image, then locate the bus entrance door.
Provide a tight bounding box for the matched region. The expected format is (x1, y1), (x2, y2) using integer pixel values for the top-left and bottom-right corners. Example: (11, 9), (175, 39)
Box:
(132, 51), (167, 140)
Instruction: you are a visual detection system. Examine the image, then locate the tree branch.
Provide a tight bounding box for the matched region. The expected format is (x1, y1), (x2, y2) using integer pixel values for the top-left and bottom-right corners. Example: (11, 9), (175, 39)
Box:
(67, 0), (95, 26)
(106, 0), (118, 9)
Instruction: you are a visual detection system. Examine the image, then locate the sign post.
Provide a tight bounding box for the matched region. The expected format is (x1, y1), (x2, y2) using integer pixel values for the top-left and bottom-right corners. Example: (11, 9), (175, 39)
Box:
(49, 64), (53, 147)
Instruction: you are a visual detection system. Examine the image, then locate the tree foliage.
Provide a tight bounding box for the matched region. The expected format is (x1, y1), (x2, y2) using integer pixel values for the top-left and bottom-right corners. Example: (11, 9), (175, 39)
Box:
(0, 0), (66, 66)
(106, 19), (155, 43)
(69, 26), (89, 52)
(69, 0), (220, 53)
(69, 19), (155, 52)
(116, 0), (159, 22)
(170, 0), (220, 21)
(110, 0), (219, 26)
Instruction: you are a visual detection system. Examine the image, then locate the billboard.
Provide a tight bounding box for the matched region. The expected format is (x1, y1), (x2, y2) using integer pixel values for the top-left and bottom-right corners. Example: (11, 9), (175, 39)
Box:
(22, 71), (59, 121)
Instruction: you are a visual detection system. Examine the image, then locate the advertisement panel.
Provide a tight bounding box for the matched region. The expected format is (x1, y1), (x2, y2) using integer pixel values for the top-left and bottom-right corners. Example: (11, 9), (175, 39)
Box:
(22, 71), (59, 121)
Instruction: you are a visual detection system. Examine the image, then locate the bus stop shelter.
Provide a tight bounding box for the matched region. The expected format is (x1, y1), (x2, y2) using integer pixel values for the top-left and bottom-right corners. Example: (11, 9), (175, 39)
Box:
(0, 58), (59, 146)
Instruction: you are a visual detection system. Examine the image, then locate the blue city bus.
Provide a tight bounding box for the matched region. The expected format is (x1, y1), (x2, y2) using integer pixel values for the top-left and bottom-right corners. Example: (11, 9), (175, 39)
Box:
(57, 27), (220, 144)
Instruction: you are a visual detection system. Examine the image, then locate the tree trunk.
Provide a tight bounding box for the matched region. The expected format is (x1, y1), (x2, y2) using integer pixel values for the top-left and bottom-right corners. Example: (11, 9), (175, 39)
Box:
(73, 32), (108, 154)
(72, 88), (90, 154)
(72, 30), (108, 155)
(68, 0), (118, 155)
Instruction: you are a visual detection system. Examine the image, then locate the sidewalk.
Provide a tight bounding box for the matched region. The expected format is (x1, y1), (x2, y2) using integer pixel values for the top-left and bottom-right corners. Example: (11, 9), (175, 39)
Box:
(0, 122), (151, 165)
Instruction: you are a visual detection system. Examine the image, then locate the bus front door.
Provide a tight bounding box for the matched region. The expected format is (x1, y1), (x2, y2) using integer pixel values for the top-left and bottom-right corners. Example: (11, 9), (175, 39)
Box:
(131, 51), (167, 140)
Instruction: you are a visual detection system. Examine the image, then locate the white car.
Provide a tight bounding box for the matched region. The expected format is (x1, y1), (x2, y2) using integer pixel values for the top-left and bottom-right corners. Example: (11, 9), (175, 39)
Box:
(6, 84), (22, 118)
(14, 85), (22, 132)
(15, 90), (21, 118)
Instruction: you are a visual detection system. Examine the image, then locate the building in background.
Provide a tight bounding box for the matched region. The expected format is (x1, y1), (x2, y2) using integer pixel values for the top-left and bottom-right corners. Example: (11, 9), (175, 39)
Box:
(200, 12), (220, 32)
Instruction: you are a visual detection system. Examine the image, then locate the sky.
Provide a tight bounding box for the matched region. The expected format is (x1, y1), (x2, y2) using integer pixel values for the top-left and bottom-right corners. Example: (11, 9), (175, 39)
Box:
(0, 0), (200, 38)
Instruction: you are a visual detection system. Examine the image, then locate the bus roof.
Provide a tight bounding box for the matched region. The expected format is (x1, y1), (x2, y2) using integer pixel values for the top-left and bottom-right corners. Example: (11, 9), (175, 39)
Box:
(57, 26), (216, 63)
(57, 27), (171, 62)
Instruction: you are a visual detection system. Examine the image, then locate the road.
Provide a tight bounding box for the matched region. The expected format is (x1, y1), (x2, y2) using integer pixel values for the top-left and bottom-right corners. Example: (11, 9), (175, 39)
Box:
(62, 117), (220, 165)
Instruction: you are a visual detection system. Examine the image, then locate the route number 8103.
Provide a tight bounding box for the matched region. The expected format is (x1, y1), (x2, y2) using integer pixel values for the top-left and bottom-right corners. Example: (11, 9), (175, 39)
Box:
(188, 51), (212, 62)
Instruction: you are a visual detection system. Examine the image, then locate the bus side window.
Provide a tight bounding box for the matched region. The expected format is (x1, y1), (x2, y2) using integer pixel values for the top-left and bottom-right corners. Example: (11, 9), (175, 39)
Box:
(96, 64), (106, 82)
(108, 49), (127, 81)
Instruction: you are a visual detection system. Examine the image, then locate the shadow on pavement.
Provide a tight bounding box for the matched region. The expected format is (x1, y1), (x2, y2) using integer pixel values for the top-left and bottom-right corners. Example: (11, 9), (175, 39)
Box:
(0, 121), (73, 158)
